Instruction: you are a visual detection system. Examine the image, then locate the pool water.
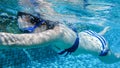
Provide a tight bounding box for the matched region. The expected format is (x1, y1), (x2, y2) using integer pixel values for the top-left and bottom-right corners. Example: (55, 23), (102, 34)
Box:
(0, 0), (120, 68)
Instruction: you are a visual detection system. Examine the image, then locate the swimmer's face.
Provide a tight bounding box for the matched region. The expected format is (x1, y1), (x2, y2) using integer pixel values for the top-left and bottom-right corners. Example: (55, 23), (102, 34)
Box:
(17, 12), (47, 33)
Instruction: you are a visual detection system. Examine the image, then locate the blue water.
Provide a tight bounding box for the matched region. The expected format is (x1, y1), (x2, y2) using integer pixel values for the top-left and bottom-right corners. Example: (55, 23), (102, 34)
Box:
(0, 0), (120, 68)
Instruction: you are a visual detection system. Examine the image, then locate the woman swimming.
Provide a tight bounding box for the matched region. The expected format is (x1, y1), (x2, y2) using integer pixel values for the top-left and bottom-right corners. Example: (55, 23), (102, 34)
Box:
(0, 12), (120, 64)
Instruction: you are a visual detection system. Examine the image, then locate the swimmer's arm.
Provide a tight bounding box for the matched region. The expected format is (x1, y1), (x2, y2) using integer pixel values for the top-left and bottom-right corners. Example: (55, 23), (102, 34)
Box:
(98, 26), (110, 35)
(0, 26), (61, 48)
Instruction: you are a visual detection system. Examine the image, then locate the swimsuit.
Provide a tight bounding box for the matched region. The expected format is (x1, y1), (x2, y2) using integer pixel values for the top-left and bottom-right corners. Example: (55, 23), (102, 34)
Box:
(58, 27), (79, 56)
(85, 30), (109, 56)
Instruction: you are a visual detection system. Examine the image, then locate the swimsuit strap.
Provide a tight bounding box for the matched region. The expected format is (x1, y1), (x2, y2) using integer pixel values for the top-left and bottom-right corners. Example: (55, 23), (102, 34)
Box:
(85, 30), (109, 56)
(58, 33), (79, 56)
(58, 27), (79, 56)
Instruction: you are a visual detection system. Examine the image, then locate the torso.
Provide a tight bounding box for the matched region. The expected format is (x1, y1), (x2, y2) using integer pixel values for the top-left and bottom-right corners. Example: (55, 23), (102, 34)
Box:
(52, 25), (104, 56)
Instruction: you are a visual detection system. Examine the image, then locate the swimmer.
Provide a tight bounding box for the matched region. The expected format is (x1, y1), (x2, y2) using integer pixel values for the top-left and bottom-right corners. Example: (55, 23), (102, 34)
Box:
(0, 12), (120, 64)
